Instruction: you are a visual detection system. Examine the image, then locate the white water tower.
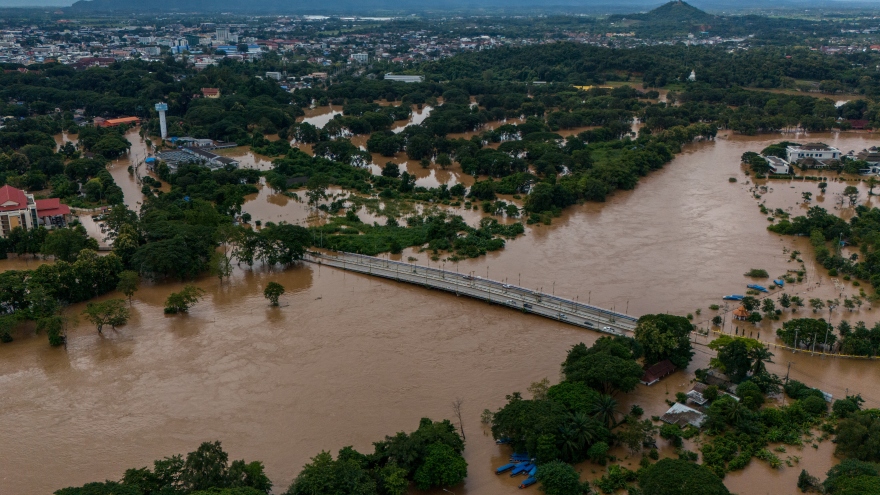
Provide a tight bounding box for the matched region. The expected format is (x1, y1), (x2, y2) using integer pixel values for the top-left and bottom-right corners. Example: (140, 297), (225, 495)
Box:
(155, 102), (168, 139)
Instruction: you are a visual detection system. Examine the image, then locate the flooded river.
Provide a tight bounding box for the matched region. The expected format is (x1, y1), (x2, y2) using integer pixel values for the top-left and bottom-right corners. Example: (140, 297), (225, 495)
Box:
(5, 130), (880, 494)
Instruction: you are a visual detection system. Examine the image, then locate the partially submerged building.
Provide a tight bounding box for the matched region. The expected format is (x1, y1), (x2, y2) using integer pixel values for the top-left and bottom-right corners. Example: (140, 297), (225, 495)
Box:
(786, 143), (841, 168)
(660, 403), (707, 428)
(640, 359), (676, 386)
(153, 146), (239, 172)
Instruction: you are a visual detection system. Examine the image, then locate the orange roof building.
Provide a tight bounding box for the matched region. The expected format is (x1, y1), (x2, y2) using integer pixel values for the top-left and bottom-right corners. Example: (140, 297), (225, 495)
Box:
(732, 306), (750, 321)
(96, 116), (141, 127)
(201, 88), (220, 98)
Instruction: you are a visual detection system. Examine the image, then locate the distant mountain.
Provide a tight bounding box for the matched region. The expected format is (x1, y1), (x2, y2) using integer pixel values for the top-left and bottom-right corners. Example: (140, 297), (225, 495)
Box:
(626, 0), (715, 24)
(639, 1), (714, 22)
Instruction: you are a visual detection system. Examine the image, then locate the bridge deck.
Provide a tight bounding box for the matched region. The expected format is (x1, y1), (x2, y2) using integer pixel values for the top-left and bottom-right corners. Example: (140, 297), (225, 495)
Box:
(305, 251), (638, 335)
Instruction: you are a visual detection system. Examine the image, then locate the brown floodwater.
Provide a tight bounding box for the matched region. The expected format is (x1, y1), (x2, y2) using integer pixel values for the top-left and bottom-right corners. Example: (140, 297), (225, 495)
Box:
(5, 130), (880, 494)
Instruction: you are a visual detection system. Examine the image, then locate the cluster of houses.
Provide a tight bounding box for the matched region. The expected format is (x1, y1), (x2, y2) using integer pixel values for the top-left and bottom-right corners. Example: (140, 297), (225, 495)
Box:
(758, 143), (843, 174)
(0, 185), (72, 238)
(757, 143), (880, 176)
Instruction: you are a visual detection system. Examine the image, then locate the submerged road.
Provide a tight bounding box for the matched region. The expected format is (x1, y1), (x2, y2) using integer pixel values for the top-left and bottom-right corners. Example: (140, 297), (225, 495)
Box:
(305, 251), (638, 335)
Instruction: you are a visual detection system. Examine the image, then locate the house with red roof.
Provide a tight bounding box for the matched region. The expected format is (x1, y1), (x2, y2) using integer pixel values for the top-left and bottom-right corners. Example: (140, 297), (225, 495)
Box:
(34, 197), (72, 229)
(0, 185), (72, 237)
(0, 184), (38, 237)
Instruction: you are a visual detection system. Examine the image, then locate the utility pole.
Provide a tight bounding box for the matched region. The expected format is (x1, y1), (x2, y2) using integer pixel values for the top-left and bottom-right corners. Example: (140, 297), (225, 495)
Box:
(784, 361), (792, 385)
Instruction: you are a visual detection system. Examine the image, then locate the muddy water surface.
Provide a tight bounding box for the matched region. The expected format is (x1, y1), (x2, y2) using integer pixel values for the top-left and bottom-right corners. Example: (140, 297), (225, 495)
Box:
(4, 130), (880, 494)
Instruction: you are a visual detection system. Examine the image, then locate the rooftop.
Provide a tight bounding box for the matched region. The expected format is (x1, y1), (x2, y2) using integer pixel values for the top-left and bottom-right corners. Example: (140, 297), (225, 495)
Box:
(0, 184), (30, 212)
(660, 403), (707, 428)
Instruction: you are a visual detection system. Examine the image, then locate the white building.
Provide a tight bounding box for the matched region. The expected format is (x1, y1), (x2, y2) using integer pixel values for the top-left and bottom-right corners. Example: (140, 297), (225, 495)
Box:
(787, 143), (841, 164)
(351, 52), (369, 64)
(763, 155), (791, 174)
(265, 71), (282, 80)
(384, 73), (424, 83)
(216, 27), (230, 42)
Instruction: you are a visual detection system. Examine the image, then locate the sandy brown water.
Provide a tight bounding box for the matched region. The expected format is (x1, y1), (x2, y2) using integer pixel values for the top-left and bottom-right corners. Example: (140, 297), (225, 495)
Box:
(5, 130), (880, 494)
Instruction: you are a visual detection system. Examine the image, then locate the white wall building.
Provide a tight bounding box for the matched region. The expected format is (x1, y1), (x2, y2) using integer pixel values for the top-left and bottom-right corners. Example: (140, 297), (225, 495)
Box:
(787, 143), (841, 163)
(384, 73), (424, 83)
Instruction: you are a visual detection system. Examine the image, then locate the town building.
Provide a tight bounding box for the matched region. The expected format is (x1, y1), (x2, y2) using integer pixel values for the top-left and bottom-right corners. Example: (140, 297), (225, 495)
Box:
(640, 359), (676, 386)
(351, 52), (369, 64)
(153, 146), (239, 171)
(384, 73), (424, 83)
(0, 185), (37, 236)
(0, 185), (71, 237)
(763, 155), (791, 174)
(201, 88), (221, 98)
(786, 143), (841, 167)
(94, 116), (141, 128)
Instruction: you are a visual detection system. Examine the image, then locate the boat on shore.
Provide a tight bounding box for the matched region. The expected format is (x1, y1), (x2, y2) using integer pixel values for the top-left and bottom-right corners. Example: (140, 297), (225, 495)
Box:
(747, 284), (768, 293)
(723, 295), (744, 301)
(520, 476), (537, 489)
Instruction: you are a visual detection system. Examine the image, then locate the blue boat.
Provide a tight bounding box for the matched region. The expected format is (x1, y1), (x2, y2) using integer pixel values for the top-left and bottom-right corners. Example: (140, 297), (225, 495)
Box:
(774, 279), (785, 287)
(528, 466), (538, 477)
(723, 295), (744, 301)
(511, 462), (533, 476)
(511, 453), (530, 462)
(520, 476), (537, 489)
(495, 463), (516, 475)
(747, 284), (768, 293)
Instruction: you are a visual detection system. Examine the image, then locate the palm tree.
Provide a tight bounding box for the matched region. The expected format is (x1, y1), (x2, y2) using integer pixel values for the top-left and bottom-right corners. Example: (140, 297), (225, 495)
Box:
(590, 395), (621, 430)
(724, 400), (745, 425)
(748, 345), (775, 376)
(569, 412), (600, 446)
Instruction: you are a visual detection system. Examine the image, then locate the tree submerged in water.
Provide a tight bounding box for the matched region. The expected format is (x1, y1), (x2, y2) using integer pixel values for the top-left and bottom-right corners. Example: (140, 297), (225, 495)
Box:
(263, 282), (285, 306)
(164, 285), (206, 314)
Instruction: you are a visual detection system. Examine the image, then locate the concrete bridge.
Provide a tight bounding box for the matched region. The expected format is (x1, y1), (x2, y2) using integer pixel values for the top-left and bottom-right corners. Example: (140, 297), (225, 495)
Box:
(305, 251), (638, 335)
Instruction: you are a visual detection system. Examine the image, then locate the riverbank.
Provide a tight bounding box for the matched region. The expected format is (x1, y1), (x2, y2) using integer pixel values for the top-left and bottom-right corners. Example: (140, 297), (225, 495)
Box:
(4, 128), (880, 495)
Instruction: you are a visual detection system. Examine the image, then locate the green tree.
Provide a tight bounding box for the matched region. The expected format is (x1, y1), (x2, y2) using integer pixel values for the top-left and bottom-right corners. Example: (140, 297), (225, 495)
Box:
(780, 293), (791, 309)
(535, 460), (589, 495)
(164, 285), (206, 314)
(210, 250), (232, 283)
(835, 411), (880, 462)
(590, 394), (621, 430)
(708, 336), (763, 383)
(639, 458), (730, 495)
(741, 296), (759, 312)
(381, 162), (400, 178)
(762, 298), (776, 318)
(413, 442), (467, 491)
(82, 299), (130, 334)
(264, 282), (285, 306)
(41, 225), (98, 262)
(634, 314), (694, 369)
(562, 337), (644, 395)
(116, 270), (139, 305)
(735, 381), (765, 410)
(823, 459), (880, 494)
(844, 185), (860, 207)
(305, 175), (329, 208)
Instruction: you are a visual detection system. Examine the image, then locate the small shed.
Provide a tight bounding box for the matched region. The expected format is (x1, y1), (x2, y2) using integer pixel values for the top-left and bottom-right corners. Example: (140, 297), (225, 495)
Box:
(732, 306), (749, 321)
(640, 359), (676, 386)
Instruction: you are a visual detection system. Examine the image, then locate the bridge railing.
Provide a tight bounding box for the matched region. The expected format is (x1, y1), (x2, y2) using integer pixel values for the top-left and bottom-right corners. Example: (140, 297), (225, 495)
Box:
(310, 251), (637, 323)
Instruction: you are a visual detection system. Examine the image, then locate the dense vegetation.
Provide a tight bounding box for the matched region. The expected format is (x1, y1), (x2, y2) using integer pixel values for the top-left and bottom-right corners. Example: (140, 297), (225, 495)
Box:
(488, 332), (874, 494)
(55, 419), (467, 495)
(769, 206), (880, 294)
